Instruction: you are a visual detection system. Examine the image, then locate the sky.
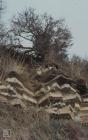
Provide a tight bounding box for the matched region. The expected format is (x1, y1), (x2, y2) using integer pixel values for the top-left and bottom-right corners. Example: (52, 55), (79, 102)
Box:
(2, 0), (88, 58)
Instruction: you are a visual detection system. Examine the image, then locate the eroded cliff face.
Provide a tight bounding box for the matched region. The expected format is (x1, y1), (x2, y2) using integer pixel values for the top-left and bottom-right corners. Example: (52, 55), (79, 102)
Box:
(0, 65), (88, 140)
(0, 66), (88, 125)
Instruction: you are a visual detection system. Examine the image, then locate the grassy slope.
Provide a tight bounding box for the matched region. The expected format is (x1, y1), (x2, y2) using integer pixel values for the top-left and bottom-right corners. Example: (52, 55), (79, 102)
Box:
(0, 103), (88, 140)
(0, 48), (88, 140)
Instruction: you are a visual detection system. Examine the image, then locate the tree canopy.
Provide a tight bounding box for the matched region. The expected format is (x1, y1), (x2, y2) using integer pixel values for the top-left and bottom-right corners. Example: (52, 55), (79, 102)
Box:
(12, 8), (72, 65)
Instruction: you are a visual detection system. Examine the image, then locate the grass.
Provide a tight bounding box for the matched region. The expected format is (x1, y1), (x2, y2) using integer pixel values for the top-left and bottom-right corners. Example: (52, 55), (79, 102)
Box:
(0, 46), (29, 81)
(0, 103), (87, 140)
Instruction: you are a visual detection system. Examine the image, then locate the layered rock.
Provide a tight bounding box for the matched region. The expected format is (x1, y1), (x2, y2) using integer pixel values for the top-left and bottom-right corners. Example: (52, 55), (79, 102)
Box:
(0, 67), (88, 124)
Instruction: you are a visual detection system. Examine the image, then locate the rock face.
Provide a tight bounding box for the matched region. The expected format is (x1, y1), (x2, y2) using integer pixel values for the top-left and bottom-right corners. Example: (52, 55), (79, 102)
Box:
(0, 67), (88, 124)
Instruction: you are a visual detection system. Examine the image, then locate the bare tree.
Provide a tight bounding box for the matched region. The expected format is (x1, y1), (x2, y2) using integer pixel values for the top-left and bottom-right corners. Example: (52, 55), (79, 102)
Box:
(11, 8), (72, 65)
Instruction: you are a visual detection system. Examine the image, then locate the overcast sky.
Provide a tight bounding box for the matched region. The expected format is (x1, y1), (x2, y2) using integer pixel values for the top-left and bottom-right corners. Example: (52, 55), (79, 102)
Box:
(3, 0), (88, 58)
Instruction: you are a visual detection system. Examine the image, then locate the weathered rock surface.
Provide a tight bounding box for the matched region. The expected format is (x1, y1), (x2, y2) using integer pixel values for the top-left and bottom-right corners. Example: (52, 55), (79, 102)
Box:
(0, 67), (88, 124)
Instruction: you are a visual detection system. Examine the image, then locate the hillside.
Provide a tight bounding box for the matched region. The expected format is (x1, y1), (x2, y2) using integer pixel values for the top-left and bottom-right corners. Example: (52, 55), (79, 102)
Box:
(0, 46), (88, 140)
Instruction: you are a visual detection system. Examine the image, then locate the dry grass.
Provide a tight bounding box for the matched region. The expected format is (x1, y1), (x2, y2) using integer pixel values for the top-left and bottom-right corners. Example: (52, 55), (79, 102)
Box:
(0, 48), (29, 81)
(0, 103), (53, 140)
(0, 103), (88, 140)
